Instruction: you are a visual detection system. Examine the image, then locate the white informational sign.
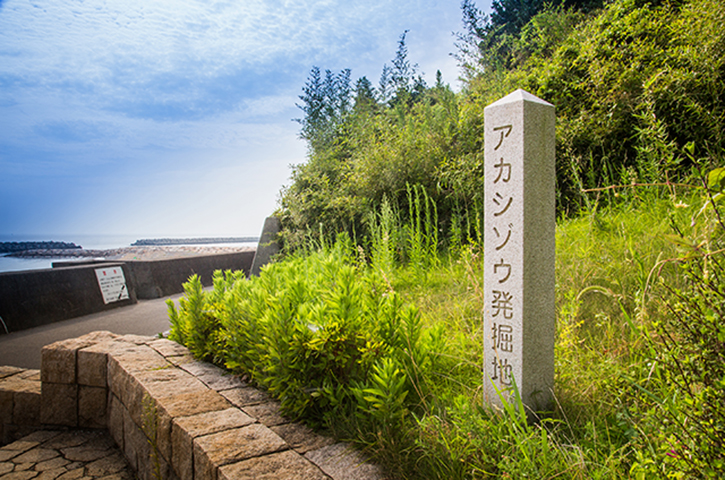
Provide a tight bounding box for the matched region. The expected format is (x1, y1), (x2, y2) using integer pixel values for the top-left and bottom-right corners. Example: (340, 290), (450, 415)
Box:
(95, 266), (129, 304)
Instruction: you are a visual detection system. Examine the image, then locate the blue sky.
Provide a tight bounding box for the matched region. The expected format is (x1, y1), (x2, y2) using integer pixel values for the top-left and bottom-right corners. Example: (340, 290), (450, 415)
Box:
(0, 0), (491, 238)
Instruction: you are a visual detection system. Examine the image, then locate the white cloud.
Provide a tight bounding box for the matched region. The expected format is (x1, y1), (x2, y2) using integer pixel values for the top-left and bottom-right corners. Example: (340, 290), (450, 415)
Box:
(0, 0), (475, 236)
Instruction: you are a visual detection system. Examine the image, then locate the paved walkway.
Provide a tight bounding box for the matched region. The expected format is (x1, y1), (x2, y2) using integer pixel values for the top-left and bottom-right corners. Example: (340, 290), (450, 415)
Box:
(0, 294), (182, 370)
(0, 429), (134, 480)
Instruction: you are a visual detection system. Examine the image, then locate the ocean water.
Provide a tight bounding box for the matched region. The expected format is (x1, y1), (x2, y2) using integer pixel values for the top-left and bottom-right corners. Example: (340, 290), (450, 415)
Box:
(0, 234), (257, 273)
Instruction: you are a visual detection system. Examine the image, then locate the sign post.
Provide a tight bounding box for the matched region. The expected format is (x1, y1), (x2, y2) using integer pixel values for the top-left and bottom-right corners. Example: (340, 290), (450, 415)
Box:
(483, 89), (556, 411)
(95, 266), (129, 304)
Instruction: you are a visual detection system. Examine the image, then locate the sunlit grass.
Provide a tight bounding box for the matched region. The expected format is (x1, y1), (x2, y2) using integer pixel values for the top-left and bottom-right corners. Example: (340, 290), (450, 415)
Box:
(170, 190), (723, 478)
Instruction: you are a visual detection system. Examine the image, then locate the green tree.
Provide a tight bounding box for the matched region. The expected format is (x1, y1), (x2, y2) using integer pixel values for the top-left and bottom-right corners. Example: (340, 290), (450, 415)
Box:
(295, 67), (352, 155)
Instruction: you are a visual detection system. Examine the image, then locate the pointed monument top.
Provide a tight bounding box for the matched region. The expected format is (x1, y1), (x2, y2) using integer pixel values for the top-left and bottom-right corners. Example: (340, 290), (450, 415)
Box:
(484, 89), (553, 110)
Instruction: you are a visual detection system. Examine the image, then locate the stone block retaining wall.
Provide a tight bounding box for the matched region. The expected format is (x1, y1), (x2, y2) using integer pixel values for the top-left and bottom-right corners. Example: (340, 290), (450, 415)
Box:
(1, 332), (385, 480)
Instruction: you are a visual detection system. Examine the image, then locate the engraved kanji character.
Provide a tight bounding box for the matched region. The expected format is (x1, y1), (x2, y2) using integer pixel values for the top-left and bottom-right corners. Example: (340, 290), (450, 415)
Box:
(496, 324), (514, 352)
(491, 290), (513, 318)
(490, 357), (513, 385)
(498, 359), (513, 386)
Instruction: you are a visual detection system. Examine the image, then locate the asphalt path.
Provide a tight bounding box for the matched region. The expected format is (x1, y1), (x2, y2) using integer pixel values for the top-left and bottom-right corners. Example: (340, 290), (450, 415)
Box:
(0, 292), (184, 369)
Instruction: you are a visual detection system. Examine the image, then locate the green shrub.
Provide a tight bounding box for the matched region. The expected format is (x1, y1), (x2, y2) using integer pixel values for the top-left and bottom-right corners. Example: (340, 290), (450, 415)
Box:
(627, 174), (725, 478)
(168, 236), (443, 430)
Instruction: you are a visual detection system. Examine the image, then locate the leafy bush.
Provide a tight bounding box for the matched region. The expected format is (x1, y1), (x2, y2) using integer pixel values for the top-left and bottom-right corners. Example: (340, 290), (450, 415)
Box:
(168, 236), (444, 429)
(626, 173), (725, 478)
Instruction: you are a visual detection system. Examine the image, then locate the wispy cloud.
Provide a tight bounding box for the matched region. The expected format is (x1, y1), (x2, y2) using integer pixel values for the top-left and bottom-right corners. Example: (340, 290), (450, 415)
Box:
(0, 0), (472, 235)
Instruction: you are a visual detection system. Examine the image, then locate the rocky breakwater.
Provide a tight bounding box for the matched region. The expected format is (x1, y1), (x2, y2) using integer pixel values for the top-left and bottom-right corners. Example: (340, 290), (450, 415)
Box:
(0, 242), (81, 255)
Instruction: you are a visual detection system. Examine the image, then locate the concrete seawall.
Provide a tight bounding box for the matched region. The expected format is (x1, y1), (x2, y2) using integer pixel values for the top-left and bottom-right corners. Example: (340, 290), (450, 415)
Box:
(0, 251), (255, 334)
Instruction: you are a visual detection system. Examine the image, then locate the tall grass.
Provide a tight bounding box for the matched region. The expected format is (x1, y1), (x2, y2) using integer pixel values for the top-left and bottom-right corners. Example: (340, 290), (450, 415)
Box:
(168, 186), (724, 478)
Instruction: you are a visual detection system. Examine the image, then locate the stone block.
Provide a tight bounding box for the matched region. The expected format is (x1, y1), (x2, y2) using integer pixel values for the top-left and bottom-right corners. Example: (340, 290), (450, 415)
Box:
(132, 368), (210, 434)
(109, 344), (169, 377)
(77, 330), (119, 343)
(2, 376), (41, 396)
(146, 339), (190, 358)
(107, 345), (169, 415)
(107, 394), (125, 451)
(305, 443), (385, 480)
(77, 343), (111, 387)
(135, 368), (205, 401)
(219, 450), (328, 480)
(41, 338), (94, 384)
(78, 386), (107, 429)
(41, 344), (76, 384)
(0, 367), (23, 380)
(119, 334), (156, 345)
(165, 353), (195, 367)
(171, 408), (255, 480)
(156, 390), (231, 420)
(242, 401), (288, 427)
(13, 390), (41, 427)
(106, 356), (136, 415)
(193, 425), (287, 480)
(270, 423), (336, 454)
(175, 361), (244, 392)
(1, 389), (13, 425)
(219, 387), (269, 408)
(17, 371), (40, 382)
(122, 405), (146, 471)
(155, 408), (173, 465)
(40, 383), (77, 427)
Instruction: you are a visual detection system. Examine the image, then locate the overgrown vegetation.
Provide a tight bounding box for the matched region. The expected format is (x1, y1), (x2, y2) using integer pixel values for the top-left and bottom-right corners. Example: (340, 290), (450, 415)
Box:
(168, 0), (725, 477)
(279, 0), (724, 246)
(170, 184), (724, 478)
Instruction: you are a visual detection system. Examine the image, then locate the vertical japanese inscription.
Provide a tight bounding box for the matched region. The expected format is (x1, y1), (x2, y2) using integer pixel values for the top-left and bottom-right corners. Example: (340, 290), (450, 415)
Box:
(483, 89), (556, 411)
(486, 123), (517, 389)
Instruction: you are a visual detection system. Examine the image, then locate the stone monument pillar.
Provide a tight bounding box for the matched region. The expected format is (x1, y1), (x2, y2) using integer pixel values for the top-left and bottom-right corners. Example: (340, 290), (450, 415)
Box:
(483, 89), (555, 411)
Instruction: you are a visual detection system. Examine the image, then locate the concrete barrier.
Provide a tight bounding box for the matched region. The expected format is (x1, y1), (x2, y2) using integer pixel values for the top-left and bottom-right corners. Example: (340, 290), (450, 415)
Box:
(0, 251), (255, 333)
(123, 252), (255, 299)
(0, 263), (136, 333)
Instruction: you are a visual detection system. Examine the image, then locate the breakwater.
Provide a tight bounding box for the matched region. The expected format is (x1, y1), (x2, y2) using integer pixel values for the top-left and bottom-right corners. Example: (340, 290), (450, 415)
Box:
(0, 241), (81, 254)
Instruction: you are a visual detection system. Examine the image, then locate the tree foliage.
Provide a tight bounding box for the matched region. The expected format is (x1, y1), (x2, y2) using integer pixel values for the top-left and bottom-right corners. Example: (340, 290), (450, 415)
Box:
(280, 0), (725, 249)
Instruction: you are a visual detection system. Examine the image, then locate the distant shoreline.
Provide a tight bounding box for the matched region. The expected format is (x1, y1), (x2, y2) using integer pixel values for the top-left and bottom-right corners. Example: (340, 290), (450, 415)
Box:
(131, 237), (258, 246)
(5, 245), (255, 261)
